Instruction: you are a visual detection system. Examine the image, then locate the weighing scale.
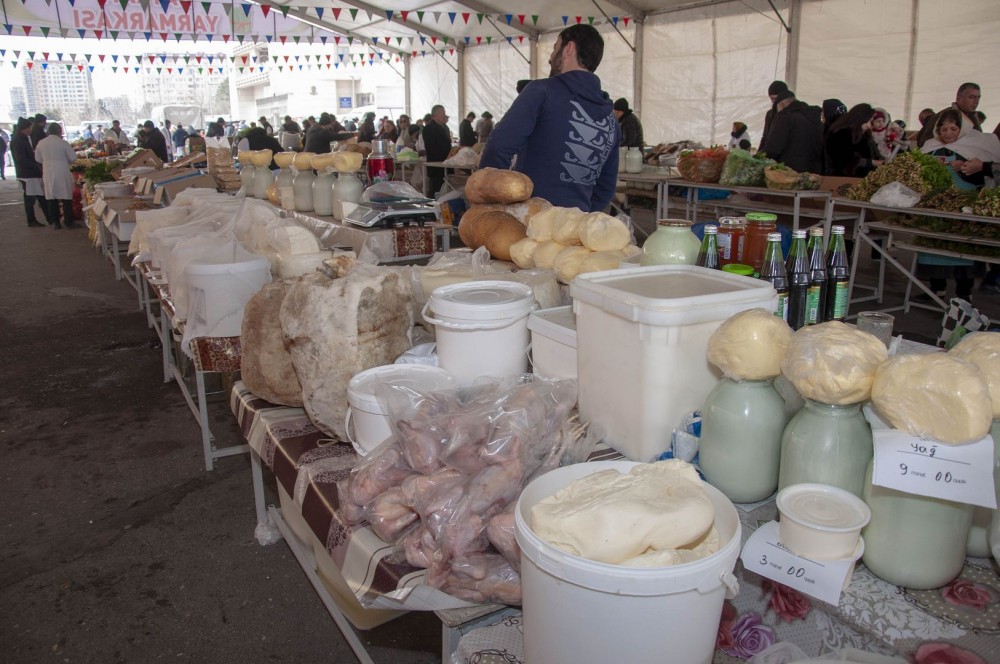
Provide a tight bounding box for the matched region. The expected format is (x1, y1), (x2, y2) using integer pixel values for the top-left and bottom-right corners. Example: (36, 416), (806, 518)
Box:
(342, 195), (438, 228)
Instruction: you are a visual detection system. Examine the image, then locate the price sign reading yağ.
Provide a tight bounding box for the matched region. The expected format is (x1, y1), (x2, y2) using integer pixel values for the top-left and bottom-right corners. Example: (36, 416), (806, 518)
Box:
(871, 430), (996, 509)
(739, 521), (857, 605)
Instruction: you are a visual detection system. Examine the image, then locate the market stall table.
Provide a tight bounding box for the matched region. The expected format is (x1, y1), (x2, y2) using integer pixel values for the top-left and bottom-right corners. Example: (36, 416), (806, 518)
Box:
(835, 198), (1000, 313)
(229, 382), (511, 664)
(419, 161), (477, 198)
(287, 209), (450, 264)
(616, 169), (677, 221)
(664, 179), (859, 238)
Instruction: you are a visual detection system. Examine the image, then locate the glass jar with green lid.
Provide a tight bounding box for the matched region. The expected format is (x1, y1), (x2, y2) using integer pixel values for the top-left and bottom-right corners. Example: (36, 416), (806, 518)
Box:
(640, 219), (702, 266)
(744, 212), (778, 275)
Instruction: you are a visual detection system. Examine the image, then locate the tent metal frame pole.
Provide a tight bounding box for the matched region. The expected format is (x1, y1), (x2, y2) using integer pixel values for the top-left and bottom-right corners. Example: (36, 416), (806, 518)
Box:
(784, 0), (801, 91)
(903, 0), (920, 126)
(634, 21), (644, 118)
(457, 50), (466, 117)
(404, 56), (411, 117)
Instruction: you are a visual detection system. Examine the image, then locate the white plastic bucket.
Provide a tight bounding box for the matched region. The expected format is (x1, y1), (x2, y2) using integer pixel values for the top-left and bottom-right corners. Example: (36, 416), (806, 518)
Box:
(528, 306), (577, 380)
(345, 364), (456, 456)
(185, 257), (271, 338)
(422, 281), (535, 387)
(515, 460), (742, 664)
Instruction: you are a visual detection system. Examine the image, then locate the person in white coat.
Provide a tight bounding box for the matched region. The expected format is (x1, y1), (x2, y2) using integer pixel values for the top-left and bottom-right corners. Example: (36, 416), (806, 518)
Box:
(34, 123), (80, 229)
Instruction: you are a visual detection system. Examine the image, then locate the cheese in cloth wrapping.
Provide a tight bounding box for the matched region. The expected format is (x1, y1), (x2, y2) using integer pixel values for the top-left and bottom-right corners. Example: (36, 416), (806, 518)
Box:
(530, 460), (718, 565)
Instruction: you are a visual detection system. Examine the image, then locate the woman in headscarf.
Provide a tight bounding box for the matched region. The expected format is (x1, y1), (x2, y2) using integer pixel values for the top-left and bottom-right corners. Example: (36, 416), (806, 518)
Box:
(34, 123), (80, 229)
(922, 108), (1000, 189)
(870, 107), (906, 162)
(915, 110), (1000, 302)
(821, 99), (847, 135)
(824, 103), (879, 176)
(727, 122), (751, 150)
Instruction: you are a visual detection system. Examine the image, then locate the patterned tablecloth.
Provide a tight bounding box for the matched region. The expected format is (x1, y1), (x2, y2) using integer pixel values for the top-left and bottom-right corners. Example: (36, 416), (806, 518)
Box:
(229, 382), (482, 611)
(287, 210), (440, 264)
(229, 382), (1000, 663)
(455, 498), (1000, 664)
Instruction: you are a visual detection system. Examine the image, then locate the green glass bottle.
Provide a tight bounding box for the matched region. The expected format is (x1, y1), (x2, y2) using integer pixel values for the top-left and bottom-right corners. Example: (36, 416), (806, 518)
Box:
(696, 225), (721, 269)
(806, 227), (828, 325)
(785, 230), (809, 330)
(759, 232), (788, 321)
(824, 225), (850, 322)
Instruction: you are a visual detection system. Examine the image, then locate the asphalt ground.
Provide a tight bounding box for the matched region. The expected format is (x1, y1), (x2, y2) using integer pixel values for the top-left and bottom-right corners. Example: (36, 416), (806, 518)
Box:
(0, 177), (439, 664)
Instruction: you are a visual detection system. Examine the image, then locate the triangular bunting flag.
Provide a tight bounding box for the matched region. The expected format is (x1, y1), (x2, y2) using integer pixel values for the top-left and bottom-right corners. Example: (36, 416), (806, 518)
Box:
(26, 62), (34, 70)
(66, 65), (72, 71)
(112, 66), (117, 72)
(158, 0), (169, 12)
(623, 17), (630, 27)
(385, 10), (393, 21)
(476, 13), (484, 24)
(266, 35), (272, 42)
(201, 1), (209, 11)
(419, 36), (425, 44)
(464, 36), (470, 44)
(111, 30), (119, 39)
(588, 16), (595, 25)
(506, 36), (512, 43)
(315, 7), (322, 19)
(562, 16), (568, 26)
(486, 36), (492, 44)
(612, 17), (619, 26)
(279, 35), (286, 44)
(505, 14), (512, 25)
(241, 3), (251, 17)
(575, 16), (583, 24)
(475, 36), (481, 44)
(180, 1), (191, 13)
(260, 5), (269, 17)
(461, 12), (469, 23)
(518, 35), (524, 44)
(332, 8), (340, 19)
(293, 36), (300, 44)
(319, 35), (326, 44)
(384, 36), (390, 44)
(178, 67), (183, 73)
(89, 65), (95, 72)
(447, 12), (456, 23)
(23, 26), (32, 36)
(143, 31), (152, 40)
(531, 15), (539, 25)
(400, 10), (408, 21)
(78, 29), (87, 38)
(416, 11), (424, 22)
(349, 8), (358, 19)
(280, 5), (290, 18)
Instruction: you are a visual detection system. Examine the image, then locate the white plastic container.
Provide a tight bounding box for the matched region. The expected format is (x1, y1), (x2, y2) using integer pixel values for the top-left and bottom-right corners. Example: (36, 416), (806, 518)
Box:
(776, 483), (871, 560)
(528, 306), (577, 380)
(184, 256), (271, 338)
(345, 364), (456, 455)
(423, 281), (536, 387)
(571, 265), (776, 461)
(515, 460), (741, 664)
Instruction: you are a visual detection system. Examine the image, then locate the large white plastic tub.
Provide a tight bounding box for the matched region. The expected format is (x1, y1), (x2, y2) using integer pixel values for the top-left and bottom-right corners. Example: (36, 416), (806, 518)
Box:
(528, 306), (577, 380)
(515, 460), (741, 664)
(571, 265), (776, 461)
(185, 256), (271, 338)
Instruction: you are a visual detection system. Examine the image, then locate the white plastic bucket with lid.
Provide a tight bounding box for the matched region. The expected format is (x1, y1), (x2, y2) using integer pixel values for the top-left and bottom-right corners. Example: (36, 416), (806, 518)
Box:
(515, 460), (742, 664)
(345, 364), (456, 456)
(184, 256), (271, 338)
(422, 281), (536, 387)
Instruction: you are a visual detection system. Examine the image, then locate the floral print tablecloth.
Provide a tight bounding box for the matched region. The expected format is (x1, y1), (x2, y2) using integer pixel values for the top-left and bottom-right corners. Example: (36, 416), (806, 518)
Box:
(455, 500), (1000, 664)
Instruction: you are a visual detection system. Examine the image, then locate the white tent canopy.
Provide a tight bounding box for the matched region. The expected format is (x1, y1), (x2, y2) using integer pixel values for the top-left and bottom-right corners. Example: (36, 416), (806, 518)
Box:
(3, 0), (998, 144)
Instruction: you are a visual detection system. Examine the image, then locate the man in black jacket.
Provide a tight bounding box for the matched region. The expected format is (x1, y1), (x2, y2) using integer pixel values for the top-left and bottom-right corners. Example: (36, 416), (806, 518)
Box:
(459, 112), (477, 147)
(613, 98), (644, 148)
(758, 81), (787, 151)
(11, 118), (46, 227)
(303, 112), (353, 153)
(140, 121), (169, 163)
(30, 114), (47, 149)
(760, 90), (824, 174)
(422, 105), (453, 197)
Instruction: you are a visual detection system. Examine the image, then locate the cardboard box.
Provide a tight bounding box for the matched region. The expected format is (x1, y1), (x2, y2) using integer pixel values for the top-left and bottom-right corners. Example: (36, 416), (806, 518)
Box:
(169, 152), (208, 169)
(124, 148), (163, 170)
(101, 197), (156, 225)
(138, 168), (202, 195)
(154, 174), (217, 205)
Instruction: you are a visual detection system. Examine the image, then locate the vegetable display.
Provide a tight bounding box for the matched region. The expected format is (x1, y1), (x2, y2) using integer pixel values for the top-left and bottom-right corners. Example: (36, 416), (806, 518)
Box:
(846, 151), (952, 201)
(676, 146), (728, 183)
(719, 149), (776, 187)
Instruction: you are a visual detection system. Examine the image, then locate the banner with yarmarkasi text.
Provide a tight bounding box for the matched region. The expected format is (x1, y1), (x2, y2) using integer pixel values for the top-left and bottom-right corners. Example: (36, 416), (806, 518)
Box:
(3, 0), (313, 41)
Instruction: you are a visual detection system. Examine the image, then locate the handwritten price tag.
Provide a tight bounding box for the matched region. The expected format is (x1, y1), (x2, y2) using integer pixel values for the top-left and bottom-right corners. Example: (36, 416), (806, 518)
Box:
(739, 521), (857, 605)
(871, 431), (996, 509)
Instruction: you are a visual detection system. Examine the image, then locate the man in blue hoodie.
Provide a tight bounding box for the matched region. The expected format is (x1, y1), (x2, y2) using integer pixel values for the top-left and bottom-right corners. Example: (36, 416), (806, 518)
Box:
(480, 24), (620, 212)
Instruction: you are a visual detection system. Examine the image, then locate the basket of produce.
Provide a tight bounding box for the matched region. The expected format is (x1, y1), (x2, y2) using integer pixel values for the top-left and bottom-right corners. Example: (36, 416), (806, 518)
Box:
(720, 149), (776, 187)
(764, 164), (800, 190)
(676, 146), (728, 183)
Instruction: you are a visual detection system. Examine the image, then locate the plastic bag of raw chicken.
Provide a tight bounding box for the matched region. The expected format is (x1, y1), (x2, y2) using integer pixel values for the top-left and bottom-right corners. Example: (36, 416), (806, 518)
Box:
(339, 376), (597, 605)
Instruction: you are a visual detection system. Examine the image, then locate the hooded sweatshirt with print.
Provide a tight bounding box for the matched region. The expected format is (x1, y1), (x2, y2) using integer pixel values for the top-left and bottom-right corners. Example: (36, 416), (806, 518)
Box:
(480, 71), (620, 212)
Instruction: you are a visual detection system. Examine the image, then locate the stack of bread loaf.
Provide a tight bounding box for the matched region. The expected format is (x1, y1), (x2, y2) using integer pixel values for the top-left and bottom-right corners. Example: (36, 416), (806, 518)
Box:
(459, 168), (638, 283)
